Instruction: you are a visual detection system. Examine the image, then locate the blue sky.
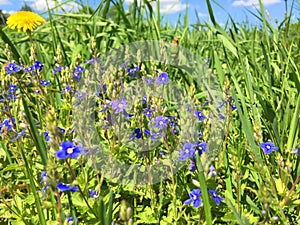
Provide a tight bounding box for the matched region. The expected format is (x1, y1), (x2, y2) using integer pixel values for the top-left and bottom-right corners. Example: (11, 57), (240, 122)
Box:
(0, 0), (298, 26)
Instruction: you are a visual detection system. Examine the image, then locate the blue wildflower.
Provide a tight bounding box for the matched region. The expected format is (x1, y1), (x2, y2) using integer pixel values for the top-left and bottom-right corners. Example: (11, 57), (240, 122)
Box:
(195, 142), (208, 155)
(57, 126), (66, 134)
(194, 110), (206, 122)
(34, 61), (44, 71)
(57, 183), (78, 192)
(5, 62), (20, 74)
(123, 110), (134, 118)
(208, 189), (224, 206)
(260, 141), (278, 154)
(8, 84), (17, 93)
(130, 128), (142, 141)
(53, 65), (63, 74)
(208, 165), (217, 177)
(88, 190), (98, 199)
(111, 98), (127, 114)
(152, 116), (168, 130)
(39, 171), (48, 197)
(40, 80), (50, 86)
(156, 72), (169, 85)
(24, 65), (35, 73)
(126, 66), (139, 76)
(55, 141), (82, 159)
(10, 128), (26, 142)
(189, 159), (196, 172)
(67, 216), (78, 225)
(144, 108), (155, 118)
(73, 65), (84, 79)
(144, 129), (159, 140)
(178, 143), (196, 161)
(0, 118), (15, 134)
(142, 95), (147, 104)
(62, 85), (71, 94)
(184, 189), (202, 208)
(43, 131), (50, 142)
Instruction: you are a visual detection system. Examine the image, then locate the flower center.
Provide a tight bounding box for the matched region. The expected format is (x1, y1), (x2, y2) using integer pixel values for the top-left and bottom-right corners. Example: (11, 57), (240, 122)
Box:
(67, 148), (74, 154)
(118, 103), (123, 108)
(193, 195), (197, 200)
(185, 149), (189, 154)
(266, 145), (270, 149)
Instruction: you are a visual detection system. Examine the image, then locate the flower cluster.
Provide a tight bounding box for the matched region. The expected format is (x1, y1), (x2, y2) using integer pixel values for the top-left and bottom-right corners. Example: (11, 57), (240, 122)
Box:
(178, 141), (207, 161)
(73, 65), (85, 79)
(184, 188), (224, 208)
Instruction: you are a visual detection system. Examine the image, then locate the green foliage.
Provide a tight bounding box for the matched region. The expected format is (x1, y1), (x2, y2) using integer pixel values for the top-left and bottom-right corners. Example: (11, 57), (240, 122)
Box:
(0, 0), (299, 224)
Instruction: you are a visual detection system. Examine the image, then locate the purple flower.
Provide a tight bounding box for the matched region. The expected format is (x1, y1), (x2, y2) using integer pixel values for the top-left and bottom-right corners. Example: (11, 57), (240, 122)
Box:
(152, 116), (168, 130)
(24, 65), (35, 73)
(34, 61), (44, 71)
(123, 110), (134, 118)
(0, 118), (15, 134)
(10, 128), (26, 142)
(88, 190), (98, 199)
(40, 80), (50, 86)
(194, 110), (206, 122)
(67, 216), (78, 224)
(57, 183), (78, 192)
(208, 165), (217, 177)
(8, 84), (17, 93)
(57, 126), (66, 134)
(40, 171), (48, 197)
(260, 141), (278, 154)
(144, 129), (160, 140)
(156, 72), (169, 85)
(142, 95), (147, 104)
(41, 171), (47, 183)
(130, 128), (142, 141)
(208, 189), (224, 206)
(178, 143), (196, 161)
(184, 189), (202, 208)
(189, 160), (196, 172)
(62, 85), (72, 94)
(111, 98), (128, 114)
(144, 108), (155, 118)
(43, 131), (50, 142)
(126, 66), (139, 76)
(5, 62), (20, 74)
(55, 141), (82, 159)
(53, 65), (63, 74)
(195, 142), (208, 155)
(75, 65), (84, 73)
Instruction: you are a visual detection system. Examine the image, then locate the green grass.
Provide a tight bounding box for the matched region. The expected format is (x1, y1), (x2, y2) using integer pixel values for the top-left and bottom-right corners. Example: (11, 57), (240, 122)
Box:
(0, 0), (299, 224)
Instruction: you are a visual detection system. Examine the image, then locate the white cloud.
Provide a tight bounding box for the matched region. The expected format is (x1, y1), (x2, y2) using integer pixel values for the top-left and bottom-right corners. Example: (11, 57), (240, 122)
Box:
(125, 0), (187, 14)
(25, 0), (81, 12)
(2, 10), (16, 14)
(0, 0), (11, 6)
(232, 0), (281, 7)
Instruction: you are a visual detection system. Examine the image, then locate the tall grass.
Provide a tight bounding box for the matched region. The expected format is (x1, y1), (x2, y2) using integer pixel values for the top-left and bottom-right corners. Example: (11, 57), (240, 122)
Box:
(0, 0), (299, 224)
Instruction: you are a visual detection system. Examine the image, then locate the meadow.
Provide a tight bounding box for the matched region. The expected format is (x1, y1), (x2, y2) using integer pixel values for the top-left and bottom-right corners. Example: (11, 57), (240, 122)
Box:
(0, 0), (299, 224)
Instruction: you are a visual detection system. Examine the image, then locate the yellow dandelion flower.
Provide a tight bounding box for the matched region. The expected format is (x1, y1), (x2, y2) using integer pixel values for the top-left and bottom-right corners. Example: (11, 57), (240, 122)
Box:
(6, 11), (45, 32)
